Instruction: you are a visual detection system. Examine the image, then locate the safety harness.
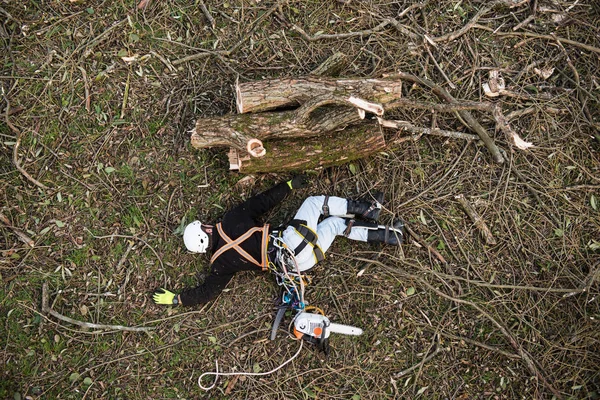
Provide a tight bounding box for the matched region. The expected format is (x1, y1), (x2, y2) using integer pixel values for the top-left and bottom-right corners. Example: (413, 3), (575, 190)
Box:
(210, 223), (271, 271)
(288, 219), (325, 263)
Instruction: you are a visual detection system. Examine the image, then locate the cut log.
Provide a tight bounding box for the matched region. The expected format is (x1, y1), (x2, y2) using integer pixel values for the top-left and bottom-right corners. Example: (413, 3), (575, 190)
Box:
(228, 124), (386, 173)
(191, 100), (379, 156)
(236, 76), (402, 114)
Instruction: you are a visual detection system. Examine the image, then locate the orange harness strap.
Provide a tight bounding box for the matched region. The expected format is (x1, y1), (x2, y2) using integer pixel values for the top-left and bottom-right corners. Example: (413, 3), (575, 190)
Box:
(210, 223), (270, 271)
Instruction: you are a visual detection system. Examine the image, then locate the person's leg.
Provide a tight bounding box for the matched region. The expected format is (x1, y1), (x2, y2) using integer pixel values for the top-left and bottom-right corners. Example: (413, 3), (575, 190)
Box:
(290, 196), (348, 230)
(289, 193), (383, 229)
(294, 216), (362, 271)
(283, 194), (389, 271)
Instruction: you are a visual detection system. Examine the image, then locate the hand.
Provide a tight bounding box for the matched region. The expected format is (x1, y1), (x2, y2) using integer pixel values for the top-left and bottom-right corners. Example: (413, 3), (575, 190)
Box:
(287, 175), (308, 190)
(152, 288), (179, 305)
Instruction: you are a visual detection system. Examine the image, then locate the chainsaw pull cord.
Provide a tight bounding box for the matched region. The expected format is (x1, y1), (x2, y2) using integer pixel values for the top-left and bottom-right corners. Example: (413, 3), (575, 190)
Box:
(198, 236), (307, 391)
(198, 339), (304, 391)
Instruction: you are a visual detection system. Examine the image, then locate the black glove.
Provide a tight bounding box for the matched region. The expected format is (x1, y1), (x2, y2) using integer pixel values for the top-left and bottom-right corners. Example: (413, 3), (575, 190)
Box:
(287, 175), (308, 190)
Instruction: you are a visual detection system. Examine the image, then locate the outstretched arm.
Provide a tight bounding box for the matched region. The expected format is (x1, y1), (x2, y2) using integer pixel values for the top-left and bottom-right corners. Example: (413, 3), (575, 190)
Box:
(153, 273), (234, 307)
(225, 176), (308, 222)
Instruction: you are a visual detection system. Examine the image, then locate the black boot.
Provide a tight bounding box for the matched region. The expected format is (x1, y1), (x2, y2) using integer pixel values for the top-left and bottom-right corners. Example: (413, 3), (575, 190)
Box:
(366, 220), (405, 246)
(346, 191), (384, 221)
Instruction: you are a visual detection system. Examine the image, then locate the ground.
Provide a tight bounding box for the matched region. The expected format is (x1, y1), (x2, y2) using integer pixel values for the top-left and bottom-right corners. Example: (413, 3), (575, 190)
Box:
(1, 1), (599, 399)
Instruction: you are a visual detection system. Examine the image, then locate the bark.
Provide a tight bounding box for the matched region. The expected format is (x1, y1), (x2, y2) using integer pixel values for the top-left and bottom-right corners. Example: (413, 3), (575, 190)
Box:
(191, 101), (377, 157)
(228, 124), (386, 173)
(236, 76), (402, 114)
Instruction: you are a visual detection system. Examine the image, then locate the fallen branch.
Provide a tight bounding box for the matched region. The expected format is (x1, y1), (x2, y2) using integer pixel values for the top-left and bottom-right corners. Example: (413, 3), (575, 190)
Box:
(433, 0), (529, 43)
(292, 20), (392, 42)
(455, 194), (497, 245)
(380, 118), (480, 141)
(395, 72), (504, 163)
(236, 76), (402, 114)
(473, 24), (600, 55)
(41, 283), (154, 332)
(385, 98), (495, 113)
(4, 96), (49, 190)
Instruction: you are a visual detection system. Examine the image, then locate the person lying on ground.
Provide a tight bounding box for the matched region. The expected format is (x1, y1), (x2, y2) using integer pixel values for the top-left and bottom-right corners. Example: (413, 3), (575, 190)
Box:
(152, 176), (405, 307)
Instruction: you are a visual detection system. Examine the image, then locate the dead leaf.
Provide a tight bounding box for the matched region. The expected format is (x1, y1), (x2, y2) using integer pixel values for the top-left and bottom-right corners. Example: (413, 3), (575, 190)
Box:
(121, 55), (139, 63)
(138, 0), (151, 9)
(533, 67), (555, 80)
(225, 375), (240, 395)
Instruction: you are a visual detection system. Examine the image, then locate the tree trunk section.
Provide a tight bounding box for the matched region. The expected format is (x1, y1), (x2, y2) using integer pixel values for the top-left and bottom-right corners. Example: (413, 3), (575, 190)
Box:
(236, 76), (402, 114)
(191, 106), (363, 155)
(229, 124), (386, 173)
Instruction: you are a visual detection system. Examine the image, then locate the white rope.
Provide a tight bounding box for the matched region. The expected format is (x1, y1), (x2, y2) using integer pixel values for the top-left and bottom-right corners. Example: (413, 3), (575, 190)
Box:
(197, 340), (304, 391)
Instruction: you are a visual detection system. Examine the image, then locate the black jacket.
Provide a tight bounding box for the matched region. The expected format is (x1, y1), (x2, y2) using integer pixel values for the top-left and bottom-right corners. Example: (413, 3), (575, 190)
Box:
(179, 182), (291, 306)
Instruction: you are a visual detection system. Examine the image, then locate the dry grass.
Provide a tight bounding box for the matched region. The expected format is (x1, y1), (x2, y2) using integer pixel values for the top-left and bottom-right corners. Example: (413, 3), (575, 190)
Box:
(1, 1), (599, 399)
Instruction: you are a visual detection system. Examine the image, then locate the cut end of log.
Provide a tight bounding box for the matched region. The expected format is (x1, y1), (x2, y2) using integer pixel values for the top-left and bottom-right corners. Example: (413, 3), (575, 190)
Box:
(190, 128), (202, 149)
(247, 138), (266, 157)
(228, 148), (251, 171)
(235, 80), (244, 114)
(228, 148), (241, 170)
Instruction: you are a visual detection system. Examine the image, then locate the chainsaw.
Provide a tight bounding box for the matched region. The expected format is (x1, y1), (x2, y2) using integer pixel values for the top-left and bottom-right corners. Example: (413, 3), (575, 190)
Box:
(291, 312), (363, 354)
(270, 287), (363, 354)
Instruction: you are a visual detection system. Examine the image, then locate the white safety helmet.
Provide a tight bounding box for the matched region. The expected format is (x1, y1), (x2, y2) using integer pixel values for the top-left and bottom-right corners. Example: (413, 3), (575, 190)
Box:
(183, 220), (210, 253)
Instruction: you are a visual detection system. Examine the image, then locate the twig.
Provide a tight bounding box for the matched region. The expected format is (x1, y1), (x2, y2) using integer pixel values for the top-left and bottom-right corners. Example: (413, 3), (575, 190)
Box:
(115, 240), (135, 272)
(415, 277), (563, 399)
(380, 119), (480, 141)
(403, 224), (447, 264)
(0, 212), (34, 247)
(472, 24), (600, 55)
(512, 15), (534, 31)
(340, 254), (566, 398)
(3, 95), (49, 190)
(455, 194), (497, 245)
(398, 143), (469, 209)
(172, 1), (281, 65)
(385, 97), (495, 113)
(41, 283), (154, 332)
(198, 0), (216, 29)
(394, 346), (444, 378)
(120, 73), (130, 119)
(554, 38), (597, 128)
(431, 329), (521, 359)
(77, 66), (91, 112)
(292, 20), (392, 42)
(433, 0), (528, 42)
(395, 72), (504, 164)
(424, 44), (456, 89)
(72, 19), (126, 57)
(83, 228), (166, 283)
